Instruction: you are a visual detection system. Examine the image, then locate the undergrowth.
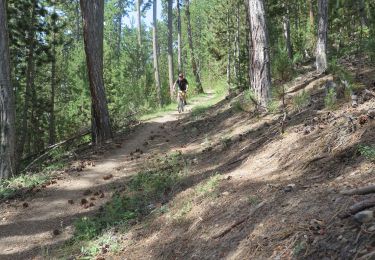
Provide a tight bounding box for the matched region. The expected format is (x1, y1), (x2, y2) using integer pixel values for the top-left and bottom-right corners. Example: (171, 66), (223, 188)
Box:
(0, 173), (52, 200)
(358, 145), (375, 162)
(64, 152), (187, 258)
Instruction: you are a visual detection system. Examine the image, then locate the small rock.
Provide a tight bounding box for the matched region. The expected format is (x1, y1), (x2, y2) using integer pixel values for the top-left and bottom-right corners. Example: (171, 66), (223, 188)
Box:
(81, 198), (88, 205)
(22, 202), (29, 208)
(99, 192), (105, 198)
(53, 229), (60, 236)
(354, 210), (374, 223)
(367, 225), (375, 232)
(367, 109), (375, 119)
(284, 184), (296, 192)
(303, 126), (312, 135)
(226, 176), (232, 180)
(89, 202), (95, 207)
(103, 174), (113, 180)
(222, 191), (230, 196)
(68, 199), (74, 204)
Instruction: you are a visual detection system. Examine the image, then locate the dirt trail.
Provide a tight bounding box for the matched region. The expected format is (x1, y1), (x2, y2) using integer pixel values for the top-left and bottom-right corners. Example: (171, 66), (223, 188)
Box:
(0, 93), (214, 260)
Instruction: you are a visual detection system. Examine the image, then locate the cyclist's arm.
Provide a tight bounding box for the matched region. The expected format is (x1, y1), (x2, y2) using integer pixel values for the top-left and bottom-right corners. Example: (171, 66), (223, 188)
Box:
(186, 84), (189, 91)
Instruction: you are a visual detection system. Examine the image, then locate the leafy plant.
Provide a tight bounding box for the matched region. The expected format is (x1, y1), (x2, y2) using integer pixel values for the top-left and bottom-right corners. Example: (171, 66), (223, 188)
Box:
(324, 87), (337, 109)
(72, 152), (186, 243)
(195, 174), (221, 197)
(292, 90), (310, 112)
(358, 145), (375, 161)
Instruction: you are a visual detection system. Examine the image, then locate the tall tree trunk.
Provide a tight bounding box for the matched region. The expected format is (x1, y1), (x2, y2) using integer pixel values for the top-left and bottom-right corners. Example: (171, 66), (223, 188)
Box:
(309, 0), (315, 28)
(244, 0), (252, 90)
(358, 0), (368, 27)
(226, 8), (231, 88)
(116, 0), (123, 60)
(80, 0), (112, 145)
(167, 0), (174, 99)
(49, 6), (57, 145)
(248, 0), (271, 108)
(75, 0), (81, 41)
(0, 0), (16, 179)
(185, 0), (204, 93)
(152, 0), (162, 106)
(18, 0), (37, 160)
(283, 5), (292, 59)
(235, 2), (241, 84)
(316, 0), (328, 74)
(177, 0), (182, 72)
(136, 0), (142, 47)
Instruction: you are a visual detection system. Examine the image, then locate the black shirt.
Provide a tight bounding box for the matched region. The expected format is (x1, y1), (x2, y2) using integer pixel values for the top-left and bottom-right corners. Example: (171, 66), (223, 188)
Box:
(176, 78), (188, 91)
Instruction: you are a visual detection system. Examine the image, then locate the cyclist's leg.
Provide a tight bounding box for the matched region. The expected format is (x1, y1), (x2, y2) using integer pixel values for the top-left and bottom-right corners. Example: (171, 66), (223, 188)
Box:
(183, 91), (187, 105)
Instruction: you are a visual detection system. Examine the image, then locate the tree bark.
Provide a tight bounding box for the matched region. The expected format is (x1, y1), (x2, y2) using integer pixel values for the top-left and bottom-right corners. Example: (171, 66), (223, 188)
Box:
(244, 0), (252, 90)
(152, 0), (162, 106)
(185, 0), (204, 93)
(49, 5), (57, 145)
(136, 0), (142, 47)
(309, 0), (314, 28)
(177, 0), (182, 72)
(358, 0), (368, 27)
(75, 0), (81, 41)
(283, 5), (292, 59)
(248, 0), (271, 108)
(80, 0), (112, 145)
(18, 0), (37, 160)
(167, 0), (174, 99)
(115, 0), (124, 60)
(0, 0), (16, 179)
(316, 0), (328, 74)
(234, 2), (241, 84)
(226, 8), (231, 88)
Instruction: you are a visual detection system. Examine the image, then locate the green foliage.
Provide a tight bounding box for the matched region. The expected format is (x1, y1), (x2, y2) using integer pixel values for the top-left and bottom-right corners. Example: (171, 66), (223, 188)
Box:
(358, 145), (375, 162)
(324, 88), (337, 109)
(0, 173), (51, 200)
(292, 90), (310, 112)
(247, 195), (260, 205)
(272, 44), (294, 83)
(195, 174), (221, 198)
(73, 152), (186, 243)
(267, 99), (279, 114)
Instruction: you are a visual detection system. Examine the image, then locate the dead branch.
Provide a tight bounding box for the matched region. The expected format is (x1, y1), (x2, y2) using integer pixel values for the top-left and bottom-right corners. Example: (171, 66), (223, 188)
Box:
(340, 185), (375, 196)
(339, 198), (375, 219)
(212, 201), (266, 239)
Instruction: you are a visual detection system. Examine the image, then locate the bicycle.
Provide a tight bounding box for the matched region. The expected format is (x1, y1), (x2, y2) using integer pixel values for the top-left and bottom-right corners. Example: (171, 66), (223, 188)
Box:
(177, 91), (186, 113)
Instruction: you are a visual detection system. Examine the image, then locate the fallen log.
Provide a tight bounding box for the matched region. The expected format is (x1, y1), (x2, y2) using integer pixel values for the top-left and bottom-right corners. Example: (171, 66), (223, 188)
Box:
(340, 185), (375, 196)
(212, 201), (266, 239)
(339, 198), (375, 219)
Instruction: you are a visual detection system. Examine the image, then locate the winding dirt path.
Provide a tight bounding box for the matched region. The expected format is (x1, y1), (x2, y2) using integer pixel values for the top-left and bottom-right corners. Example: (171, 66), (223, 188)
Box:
(0, 94), (213, 260)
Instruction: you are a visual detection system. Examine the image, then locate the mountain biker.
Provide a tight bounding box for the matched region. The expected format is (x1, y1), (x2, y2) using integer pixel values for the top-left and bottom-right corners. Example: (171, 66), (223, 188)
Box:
(173, 73), (188, 105)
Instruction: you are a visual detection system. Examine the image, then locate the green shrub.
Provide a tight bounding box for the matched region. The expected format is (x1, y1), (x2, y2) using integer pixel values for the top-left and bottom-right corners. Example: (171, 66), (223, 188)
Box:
(272, 44), (294, 83)
(358, 145), (375, 161)
(73, 152), (186, 241)
(292, 90), (310, 112)
(324, 88), (337, 109)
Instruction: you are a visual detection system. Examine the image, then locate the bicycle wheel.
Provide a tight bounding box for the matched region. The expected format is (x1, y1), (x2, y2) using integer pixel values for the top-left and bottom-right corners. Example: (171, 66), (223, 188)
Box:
(178, 98), (184, 113)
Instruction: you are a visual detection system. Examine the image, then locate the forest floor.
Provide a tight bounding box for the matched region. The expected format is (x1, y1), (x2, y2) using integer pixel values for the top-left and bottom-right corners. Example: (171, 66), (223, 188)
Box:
(1, 61), (375, 260)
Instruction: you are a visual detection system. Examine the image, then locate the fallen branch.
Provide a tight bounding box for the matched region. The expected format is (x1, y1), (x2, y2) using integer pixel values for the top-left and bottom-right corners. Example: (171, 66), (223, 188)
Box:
(339, 198), (375, 219)
(212, 201), (266, 239)
(340, 185), (375, 196)
(23, 130), (90, 172)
